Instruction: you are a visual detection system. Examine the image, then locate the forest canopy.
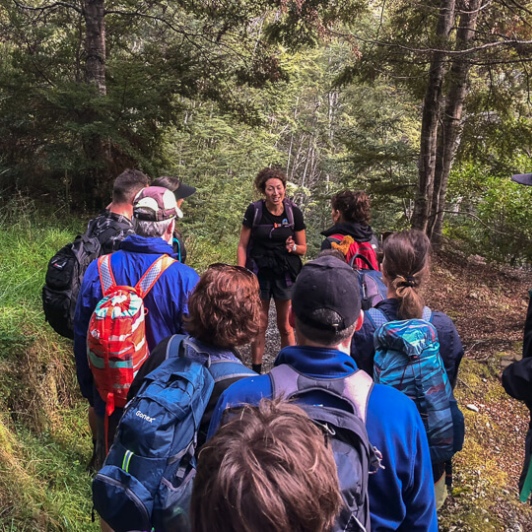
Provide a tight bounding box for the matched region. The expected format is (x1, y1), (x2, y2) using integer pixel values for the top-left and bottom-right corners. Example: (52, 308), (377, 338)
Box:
(3, 0), (532, 260)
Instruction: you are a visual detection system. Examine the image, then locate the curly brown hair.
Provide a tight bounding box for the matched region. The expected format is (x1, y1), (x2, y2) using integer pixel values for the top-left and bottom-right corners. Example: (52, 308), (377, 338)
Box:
(254, 167), (287, 193)
(331, 190), (371, 224)
(183, 264), (260, 348)
(191, 398), (343, 532)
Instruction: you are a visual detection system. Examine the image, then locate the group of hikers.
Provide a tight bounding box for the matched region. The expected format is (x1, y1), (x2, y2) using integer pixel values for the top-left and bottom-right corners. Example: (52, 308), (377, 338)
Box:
(39, 165), (532, 531)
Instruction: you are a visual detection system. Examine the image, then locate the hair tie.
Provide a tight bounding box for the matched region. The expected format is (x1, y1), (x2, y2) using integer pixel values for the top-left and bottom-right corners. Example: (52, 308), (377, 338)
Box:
(404, 276), (416, 287)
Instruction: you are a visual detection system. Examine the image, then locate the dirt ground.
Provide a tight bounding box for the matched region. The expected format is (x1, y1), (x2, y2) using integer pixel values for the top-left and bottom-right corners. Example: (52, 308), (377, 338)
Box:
(241, 248), (532, 530)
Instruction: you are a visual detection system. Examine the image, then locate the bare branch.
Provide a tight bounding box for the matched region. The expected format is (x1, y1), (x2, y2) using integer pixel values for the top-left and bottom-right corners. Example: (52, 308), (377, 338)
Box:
(12, 0), (82, 15)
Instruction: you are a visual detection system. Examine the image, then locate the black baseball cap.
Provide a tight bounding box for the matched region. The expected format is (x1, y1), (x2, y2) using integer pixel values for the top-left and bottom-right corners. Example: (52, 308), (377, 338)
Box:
(292, 255), (361, 331)
(174, 182), (196, 200)
(512, 173), (532, 186)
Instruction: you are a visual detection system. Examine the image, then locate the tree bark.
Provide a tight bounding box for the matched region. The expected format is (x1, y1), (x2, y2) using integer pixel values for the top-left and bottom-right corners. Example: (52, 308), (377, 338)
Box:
(84, 0), (106, 95)
(429, 0), (481, 244)
(412, 0), (456, 232)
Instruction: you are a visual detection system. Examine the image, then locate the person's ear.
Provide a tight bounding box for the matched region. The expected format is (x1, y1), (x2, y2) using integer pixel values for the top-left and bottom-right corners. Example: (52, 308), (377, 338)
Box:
(167, 219), (176, 237)
(355, 310), (364, 331)
(289, 306), (295, 328)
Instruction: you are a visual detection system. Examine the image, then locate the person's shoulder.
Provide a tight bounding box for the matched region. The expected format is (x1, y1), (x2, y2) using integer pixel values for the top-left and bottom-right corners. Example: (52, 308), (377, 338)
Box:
(219, 373), (271, 406)
(168, 260), (199, 280)
(369, 383), (423, 424)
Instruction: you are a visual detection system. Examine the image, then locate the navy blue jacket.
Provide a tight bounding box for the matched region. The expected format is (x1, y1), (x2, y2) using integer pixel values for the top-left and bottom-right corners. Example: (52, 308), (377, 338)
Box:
(208, 345), (438, 532)
(73, 235), (199, 405)
(351, 298), (464, 388)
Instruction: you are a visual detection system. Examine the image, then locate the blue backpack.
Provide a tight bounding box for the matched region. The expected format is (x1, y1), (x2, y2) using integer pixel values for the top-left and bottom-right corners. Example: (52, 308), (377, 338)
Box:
(368, 307), (464, 465)
(92, 337), (255, 532)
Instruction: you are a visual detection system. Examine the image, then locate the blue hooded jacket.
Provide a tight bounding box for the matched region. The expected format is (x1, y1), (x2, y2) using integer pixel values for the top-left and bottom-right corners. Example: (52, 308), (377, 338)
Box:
(208, 345), (438, 532)
(73, 234), (199, 406)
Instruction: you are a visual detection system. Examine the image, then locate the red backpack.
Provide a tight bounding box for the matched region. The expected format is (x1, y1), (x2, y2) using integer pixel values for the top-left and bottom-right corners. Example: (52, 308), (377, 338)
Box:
(328, 234), (379, 270)
(87, 254), (175, 436)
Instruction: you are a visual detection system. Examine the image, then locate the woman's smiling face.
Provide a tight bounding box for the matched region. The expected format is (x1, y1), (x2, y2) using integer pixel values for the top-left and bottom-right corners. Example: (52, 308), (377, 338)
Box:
(264, 178), (285, 207)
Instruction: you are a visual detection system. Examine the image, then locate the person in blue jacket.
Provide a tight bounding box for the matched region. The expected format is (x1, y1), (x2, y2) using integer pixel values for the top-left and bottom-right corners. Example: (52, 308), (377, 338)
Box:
(351, 229), (464, 509)
(209, 255), (438, 531)
(74, 186), (199, 469)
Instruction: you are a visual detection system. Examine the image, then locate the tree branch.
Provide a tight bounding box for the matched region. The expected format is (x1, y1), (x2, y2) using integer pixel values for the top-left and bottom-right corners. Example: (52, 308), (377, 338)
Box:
(12, 0), (82, 15)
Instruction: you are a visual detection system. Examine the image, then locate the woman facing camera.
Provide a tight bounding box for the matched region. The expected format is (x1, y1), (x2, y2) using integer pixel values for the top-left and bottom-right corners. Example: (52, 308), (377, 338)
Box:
(237, 167), (307, 374)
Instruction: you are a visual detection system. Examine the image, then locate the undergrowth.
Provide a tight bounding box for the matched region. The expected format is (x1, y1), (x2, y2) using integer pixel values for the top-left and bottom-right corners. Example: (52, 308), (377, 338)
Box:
(0, 199), (236, 530)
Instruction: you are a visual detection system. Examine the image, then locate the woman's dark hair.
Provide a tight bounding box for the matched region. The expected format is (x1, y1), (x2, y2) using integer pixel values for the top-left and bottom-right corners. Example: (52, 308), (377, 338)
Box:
(254, 167), (287, 193)
(331, 190), (371, 224)
(381, 229), (431, 319)
(152, 176), (180, 193)
(191, 398), (342, 532)
(184, 265), (261, 348)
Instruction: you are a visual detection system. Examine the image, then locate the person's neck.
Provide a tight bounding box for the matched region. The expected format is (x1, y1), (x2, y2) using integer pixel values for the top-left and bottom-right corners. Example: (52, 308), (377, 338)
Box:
(265, 200), (284, 216)
(296, 336), (351, 355)
(108, 202), (133, 220)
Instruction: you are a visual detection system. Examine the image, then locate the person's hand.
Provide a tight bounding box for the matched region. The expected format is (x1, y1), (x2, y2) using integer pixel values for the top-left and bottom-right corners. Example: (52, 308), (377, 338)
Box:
(286, 236), (297, 254)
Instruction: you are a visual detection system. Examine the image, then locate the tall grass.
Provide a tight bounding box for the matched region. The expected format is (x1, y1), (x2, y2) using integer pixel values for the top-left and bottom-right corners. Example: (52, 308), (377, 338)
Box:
(0, 196), (241, 530)
(0, 200), (98, 531)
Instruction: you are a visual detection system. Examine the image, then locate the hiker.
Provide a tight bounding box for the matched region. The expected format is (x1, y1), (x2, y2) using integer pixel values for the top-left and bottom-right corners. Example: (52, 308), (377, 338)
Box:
(209, 255), (438, 531)
(237, 167), (307, 374)
(93, 263), (260, 532)
(127, 262), (261, 447)
(320, 190), (380, 269)
(152, 175), (196, 263)
(94, 168), (150, 254)
(192, 398), (343, 532)
(74, 186), (199, 468)
(502, 171), (532, 504)
(43, 169), (150, 457)
(351, 229), (464, 510)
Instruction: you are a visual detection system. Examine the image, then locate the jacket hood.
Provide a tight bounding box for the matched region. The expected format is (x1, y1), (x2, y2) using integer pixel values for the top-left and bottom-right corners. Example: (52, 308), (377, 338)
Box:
(119, 234), (175, 256)
(321, 222), (374, 242)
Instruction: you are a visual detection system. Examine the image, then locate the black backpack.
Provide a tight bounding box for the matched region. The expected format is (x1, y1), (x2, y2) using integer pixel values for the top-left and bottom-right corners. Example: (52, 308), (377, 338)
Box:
(42, 219), (102, 339)
(269, 365), (382, 532)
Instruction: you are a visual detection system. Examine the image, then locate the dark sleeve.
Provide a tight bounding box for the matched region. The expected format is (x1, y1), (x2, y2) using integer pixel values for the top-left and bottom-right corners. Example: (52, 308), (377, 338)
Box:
(197, 376), (243, 450)
(351, 318), (377, 375)
(242, 203), (255, 228)
(432, 312), (464, 389)
(128, 336), (173, 400)
(293, 205), (306, 231)
(523, 291), (532, 358)
(503, 357), (532, 402)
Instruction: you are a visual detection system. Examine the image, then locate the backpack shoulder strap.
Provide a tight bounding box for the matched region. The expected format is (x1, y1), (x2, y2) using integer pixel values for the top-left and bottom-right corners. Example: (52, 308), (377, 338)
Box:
(208, 360), (256, 383)
(164, 334), (188, 361)
(269, 365), (373, 423)
(135, 255), (176, 298)
(422, 306), (432, 322)
(251, 200), (263, 229)
(365, 307), (388, 329)
(342, 370), (373, 424)
(97, 254), (117, 296)
(349, 253), (376, 270)
(283, 199), (295, 228)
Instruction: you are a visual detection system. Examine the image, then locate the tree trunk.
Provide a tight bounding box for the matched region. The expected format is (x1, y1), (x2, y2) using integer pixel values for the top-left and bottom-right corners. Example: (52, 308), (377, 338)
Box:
(429, 0), (481, 245)
(84, 0), (106, 95)
(82, 0), (108, 207)
(411, 0), (456, 232)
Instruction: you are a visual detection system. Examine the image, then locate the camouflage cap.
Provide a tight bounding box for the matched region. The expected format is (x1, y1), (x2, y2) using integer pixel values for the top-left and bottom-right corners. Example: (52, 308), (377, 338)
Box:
(133, 186), (179, 221)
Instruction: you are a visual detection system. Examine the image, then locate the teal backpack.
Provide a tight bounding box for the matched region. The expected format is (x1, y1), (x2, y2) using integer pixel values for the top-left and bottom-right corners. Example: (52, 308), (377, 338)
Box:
(368, 307), (464, 464)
